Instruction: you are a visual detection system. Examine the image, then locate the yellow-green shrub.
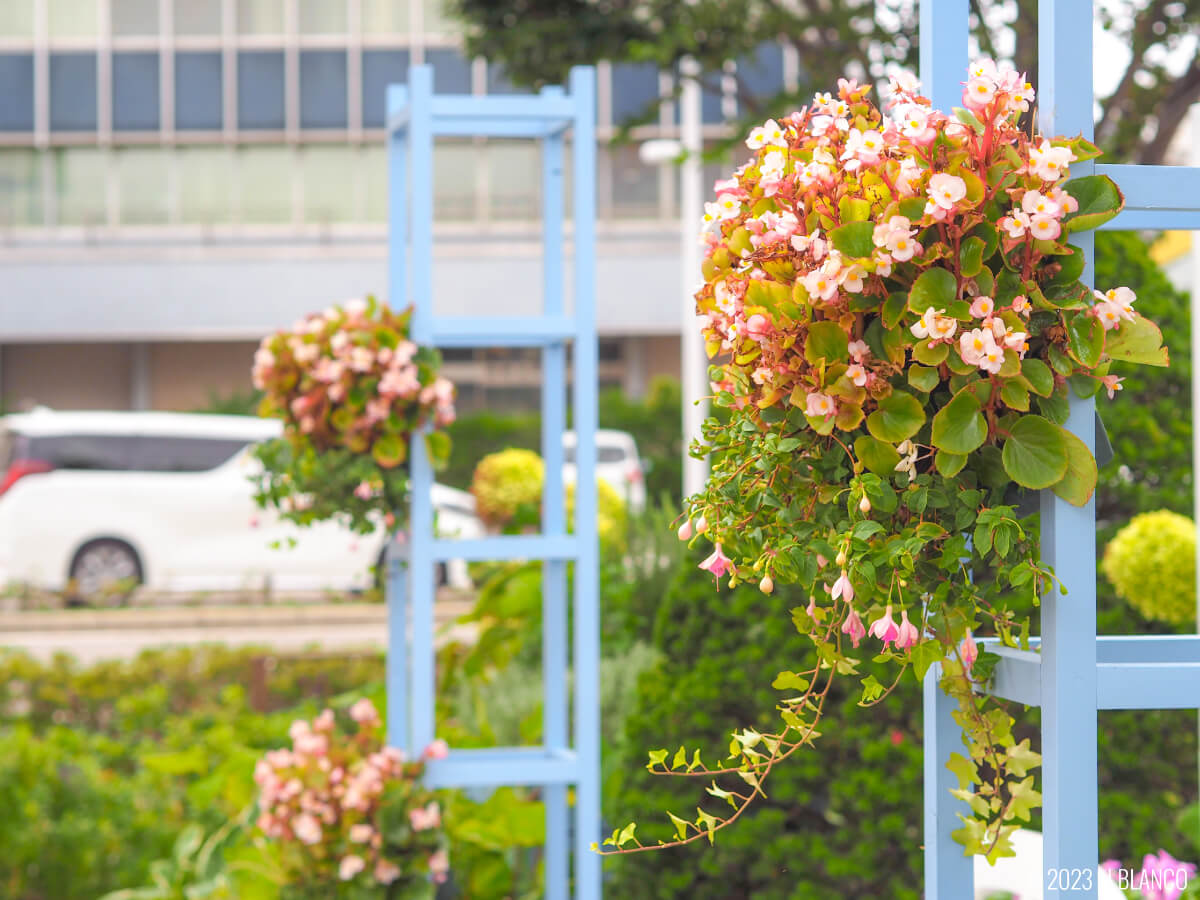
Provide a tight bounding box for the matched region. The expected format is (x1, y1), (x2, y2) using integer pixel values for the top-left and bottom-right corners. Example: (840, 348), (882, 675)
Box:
(1102, 510), (1195, 624)
(470, 448), (544, 529)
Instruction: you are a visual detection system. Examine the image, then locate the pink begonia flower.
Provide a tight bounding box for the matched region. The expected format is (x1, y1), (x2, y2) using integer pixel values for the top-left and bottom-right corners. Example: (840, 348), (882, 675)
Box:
(962, 76), (996, 111)
(1000, 209), (1031, 239)
(1010, 294), (1032, 315)
(289, 719), (311, 741)
(1021, 190), (1062, 218)
(746, 314), (772, 341)
(339, 855), (366, 881)
(292, 813), (322, 845)
(868, 606), (901, 647)
(889, 70), (921, 96)
(830, 571), (854, 604)
(699, 543), (734, 578)
(424, 739), (450, 760)
(429, 849), (451, 883)
(1048, 185), (1079, 213)
(846, 364), (868, 387)
(847, 339), (870, 363)
(375, 860), (402, 885)
(1100, 859), (1122, 882)
(801, 266), (840, 302)
(1029, 213), (1062, 241)
(1101, 375), (1124, 399)
(927, 173), (967, 210)
(841, 609), (866, 648)
(1029, 140), (1076, 182)
(349, 698), (379, 725)
(896, 157), (924, 196)
(349, 823), (374, 844)
(805, 392), (836, 418)
(354, 480), (375, 501)
(313, 709), (335, 733)
(961, 632), (979, 671)
(895, 609), (920, 650)
(960, 328), (1002, 373)
(1138, 850), (1197, 900)
(898, 106), (937, 146)
(746, 118), (787, 150)
(911, 307), (958, 342)
(410, 801), (442, 832)
(969, 296), (995, 319)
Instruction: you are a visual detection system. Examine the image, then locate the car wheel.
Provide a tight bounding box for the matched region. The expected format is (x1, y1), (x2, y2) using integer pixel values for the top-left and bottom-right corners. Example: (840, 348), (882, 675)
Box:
(68, 539), (143, 605)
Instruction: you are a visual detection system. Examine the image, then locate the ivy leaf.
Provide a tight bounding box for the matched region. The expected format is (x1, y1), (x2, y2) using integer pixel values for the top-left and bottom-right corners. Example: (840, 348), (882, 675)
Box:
(931, 388), (987, 454)
(646, 749), (668, 771)
(866, 391), (925, 443)
(911, 641), (943, 683)
(805, 321), (849, 364)
(1105, 313), (1169, 367)
(1004, 738), (1042, 778)
(771, 671), (810, 692)
(908, 268), (957, 315)
(667, 812), (690, 840)
(1001, 415), (1068, 489)
(1061, 174), (1124, 232)
(946, 752), (979, 790)
(830, 220), (875, 258)
(1066, 313), (1104, 368)
(854, 435), (901, 476)
(1051, 425), (1098, 507)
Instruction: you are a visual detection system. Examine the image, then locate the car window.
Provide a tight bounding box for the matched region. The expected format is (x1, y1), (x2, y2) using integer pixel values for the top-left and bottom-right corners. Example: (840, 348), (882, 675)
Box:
(15, 433), (248, 473)
(597, 446), (628, 464)
(134, 437), (250, 472)
(0, 430), (12, 470)
(25, 434), (141, 470)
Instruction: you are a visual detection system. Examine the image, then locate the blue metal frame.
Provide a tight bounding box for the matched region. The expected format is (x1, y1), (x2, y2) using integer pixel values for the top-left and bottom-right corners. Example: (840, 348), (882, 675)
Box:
(384, 65), (600, 900)
(921, 2), (1200, 896)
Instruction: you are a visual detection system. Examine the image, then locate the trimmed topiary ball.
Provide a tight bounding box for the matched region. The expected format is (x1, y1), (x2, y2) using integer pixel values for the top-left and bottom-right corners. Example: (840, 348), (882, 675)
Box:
(1102, 510), (1195, 625)
(470, 448), (544, 530)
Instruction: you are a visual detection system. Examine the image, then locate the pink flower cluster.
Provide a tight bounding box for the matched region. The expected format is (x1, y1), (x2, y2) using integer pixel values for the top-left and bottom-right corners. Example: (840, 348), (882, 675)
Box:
(253, 297), (455, 467)
(254, 698), (449, 890)
(1102, 851), (1196, 900)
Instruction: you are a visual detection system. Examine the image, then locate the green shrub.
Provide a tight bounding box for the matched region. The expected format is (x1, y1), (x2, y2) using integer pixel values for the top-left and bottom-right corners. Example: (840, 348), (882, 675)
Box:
(1102, 510), (1196, 624)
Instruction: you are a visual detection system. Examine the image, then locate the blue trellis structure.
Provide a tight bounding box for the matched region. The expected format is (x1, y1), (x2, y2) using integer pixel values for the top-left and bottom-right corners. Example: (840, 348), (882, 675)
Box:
(921, 1), (1200, 897)
(383, 65), (601, 899)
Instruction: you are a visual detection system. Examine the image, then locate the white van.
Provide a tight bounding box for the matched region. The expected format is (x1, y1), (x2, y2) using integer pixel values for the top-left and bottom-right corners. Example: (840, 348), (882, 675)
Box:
(0, 409), (481, 600)
(563, 429), (647, 513)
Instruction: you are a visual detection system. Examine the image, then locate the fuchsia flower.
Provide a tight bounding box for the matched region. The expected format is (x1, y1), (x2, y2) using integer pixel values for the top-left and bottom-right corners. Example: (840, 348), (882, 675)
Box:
(338, 855), (365, 881)
(699, 543), (734, 578)
(961, 632), (979, 671)
(429, 849), (451, 884)
(830, 571), (854, 603)
(841, 609), (866, 647)
(410, 801), (442, 831)
(868, 606), (901, 646)
(895, 609), (920, 650)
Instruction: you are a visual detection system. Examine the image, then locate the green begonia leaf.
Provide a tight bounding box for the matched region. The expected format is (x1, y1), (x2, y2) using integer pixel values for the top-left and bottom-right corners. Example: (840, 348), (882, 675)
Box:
(866, 391), (925, 443)
(1001, 415), (1068, 489)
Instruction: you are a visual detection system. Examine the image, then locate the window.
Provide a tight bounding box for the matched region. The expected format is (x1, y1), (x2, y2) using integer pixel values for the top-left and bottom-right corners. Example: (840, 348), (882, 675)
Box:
(299, 0), (346, 33)
(301, 145), (356, 223)
(609, 144), (658, 219)
(53, 147), (106, 226)
(362, 0), (409, 33)
(427, 48), (470, 94)
(48, 0), (97, 37)
(487, 140), (539, 220)
(0, 150), (43, 227)
(611, 62), (660, 124)
(112, 0), (159, 36)
(237, 0), (283, 35)
(18, 434), (248, 472)
(237, 145), (292, 223)
(362, 144), (387, 221)
(299, 50), (348, 129)
(487, 64), (529, 95)
(432, 141), (476, 221)
(50, 53), (98, 132)
(113, 53), (160, 132)
(0, 1), (34, 38)
(175, 52), (223, 130)
(422, 0), (456, 34)
(362, 49), (409, 128)
(134, 437), (249, 471)
(738, 42), (784, 105)
(174, 0), (220, 35)
(178, 146), (232, 224)
(237, 51), (285, 130)
(0, 55), (35, 132)
(116, 148), (168, 224)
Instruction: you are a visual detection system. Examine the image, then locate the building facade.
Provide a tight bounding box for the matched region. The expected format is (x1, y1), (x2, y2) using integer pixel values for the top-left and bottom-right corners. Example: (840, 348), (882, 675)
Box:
(0, 0), (793, 412)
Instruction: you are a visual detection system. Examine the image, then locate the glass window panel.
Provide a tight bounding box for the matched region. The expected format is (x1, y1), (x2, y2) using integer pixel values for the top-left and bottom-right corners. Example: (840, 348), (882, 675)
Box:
(487, 140), (538, 220)
(113, 52), (160, 131)
(237, 145), (291, 223)
(362, 49), (408, 127)
(54, 147), (106, 226)
(299, 0), (346, 33)
(174, 0), (221, 35)
(362, 144), (386, 221)
(737, 42), (784, 105)
(48, 0), (97, 37)
(237, 51), (285, 130)
(237, 0), (283, 34)
(0, 150), (43, 227)
(112, 0), (159, 36)
(299, 50), (347, 129)
(116, 148), (168, 224)
(0, 1), (35, 38)
(422, 0), (455, 33)
(49, 53), (98, 131)
(427, 48), (470, 94)
(609, 144), (658, 219)
(361, 0), (408, 33)
(176, 52), (223, 130)
(486, 63), (530, 95)
(178, 146), (232, 224)
(672, 69), (725, 125)
(611, 62), (660, 124)
(433, 140), (475, 222)
(301, 145), (356, 223)
(0, 55), (35, 132)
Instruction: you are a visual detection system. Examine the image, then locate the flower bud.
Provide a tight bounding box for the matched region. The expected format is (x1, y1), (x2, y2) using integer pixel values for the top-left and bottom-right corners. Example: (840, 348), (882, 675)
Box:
(677, 520), (693, 541)
(859, 495), (871, 514)
(836, 549), (847, 567)
(759, 575), (775, 595)
(695, 516), (709, 534)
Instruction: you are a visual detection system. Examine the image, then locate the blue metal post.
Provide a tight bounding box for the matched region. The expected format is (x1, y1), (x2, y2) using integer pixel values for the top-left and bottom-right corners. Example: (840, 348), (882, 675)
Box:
(1039, 1), (1099, 893)
(919, 0), (968, 112)
(407, 64), (437, 759)
(569, 64), (601, 900)
(923, 664), (974, 897)
(540, 86), (571, 900)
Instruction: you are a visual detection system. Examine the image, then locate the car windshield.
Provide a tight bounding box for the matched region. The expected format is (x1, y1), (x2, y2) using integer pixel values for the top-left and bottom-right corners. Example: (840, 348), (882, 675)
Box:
(562, 444), (627, 464)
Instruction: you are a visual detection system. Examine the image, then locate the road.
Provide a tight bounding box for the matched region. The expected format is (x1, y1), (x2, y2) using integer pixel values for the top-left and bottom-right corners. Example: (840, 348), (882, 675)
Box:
(0, 601), (475, 664)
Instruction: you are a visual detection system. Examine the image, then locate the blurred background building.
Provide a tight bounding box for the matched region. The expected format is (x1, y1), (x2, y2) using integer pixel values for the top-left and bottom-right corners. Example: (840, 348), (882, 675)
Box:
(0, 0), (791, 413)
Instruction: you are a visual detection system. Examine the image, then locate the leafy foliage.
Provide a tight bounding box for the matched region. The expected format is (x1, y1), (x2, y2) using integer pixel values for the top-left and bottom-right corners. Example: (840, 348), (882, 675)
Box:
(1102, 510), (1196, 625)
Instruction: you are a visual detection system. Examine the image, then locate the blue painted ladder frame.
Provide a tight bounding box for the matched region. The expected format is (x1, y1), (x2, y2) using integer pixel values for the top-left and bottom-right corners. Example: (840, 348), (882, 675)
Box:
(920, 2), (1200, 897)
(383, 65), (601, 900)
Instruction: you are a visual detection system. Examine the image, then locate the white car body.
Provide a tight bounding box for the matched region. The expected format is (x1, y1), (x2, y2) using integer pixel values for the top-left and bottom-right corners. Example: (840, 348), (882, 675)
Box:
(562, 429), (646, 513)
(0, 409), (481, 595)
